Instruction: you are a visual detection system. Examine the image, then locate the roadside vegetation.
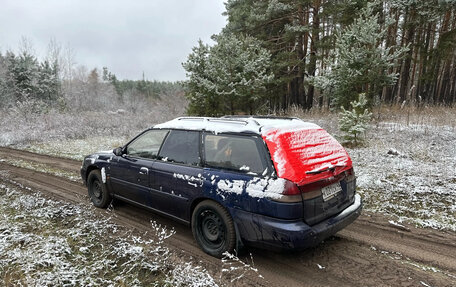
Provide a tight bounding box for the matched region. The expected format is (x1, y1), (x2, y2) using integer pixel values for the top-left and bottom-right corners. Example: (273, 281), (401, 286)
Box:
(0, 181), (218, 286)
(0, 38), (186, 146)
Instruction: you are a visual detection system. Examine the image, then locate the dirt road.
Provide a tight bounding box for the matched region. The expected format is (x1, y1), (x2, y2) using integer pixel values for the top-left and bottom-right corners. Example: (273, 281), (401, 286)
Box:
(0, 147), (455, 287)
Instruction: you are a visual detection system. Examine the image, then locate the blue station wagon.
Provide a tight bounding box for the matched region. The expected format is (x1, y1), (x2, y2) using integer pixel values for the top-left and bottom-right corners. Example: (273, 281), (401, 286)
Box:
(81, 116), (362, 257)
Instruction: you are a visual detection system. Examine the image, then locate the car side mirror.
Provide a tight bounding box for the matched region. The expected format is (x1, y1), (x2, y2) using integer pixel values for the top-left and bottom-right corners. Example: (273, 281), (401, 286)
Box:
(113, 147), (123, 156)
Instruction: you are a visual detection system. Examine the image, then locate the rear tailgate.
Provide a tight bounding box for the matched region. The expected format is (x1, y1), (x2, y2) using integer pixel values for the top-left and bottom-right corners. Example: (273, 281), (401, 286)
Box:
(301, 172), (356, 225)
(262, 125), (355, 225)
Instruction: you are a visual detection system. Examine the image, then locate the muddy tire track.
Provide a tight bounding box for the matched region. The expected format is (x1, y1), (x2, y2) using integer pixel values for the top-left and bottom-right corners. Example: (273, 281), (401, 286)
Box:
(0, 147), (81, 173)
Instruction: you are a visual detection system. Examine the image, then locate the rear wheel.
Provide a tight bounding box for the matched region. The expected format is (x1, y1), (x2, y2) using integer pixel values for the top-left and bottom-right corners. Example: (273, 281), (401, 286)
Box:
(87, 170), (111, 208)
(192, 200), (236, 258)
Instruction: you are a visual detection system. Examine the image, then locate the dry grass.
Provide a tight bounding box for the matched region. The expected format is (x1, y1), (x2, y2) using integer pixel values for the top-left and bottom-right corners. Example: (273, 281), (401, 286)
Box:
(371, 105), (456, 130)
(0, 92), (188, 146)
(278, 104), (456, 135)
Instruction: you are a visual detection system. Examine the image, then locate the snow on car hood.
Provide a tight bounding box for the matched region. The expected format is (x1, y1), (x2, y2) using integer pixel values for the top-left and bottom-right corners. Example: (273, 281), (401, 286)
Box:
(262, 125), (352, 185)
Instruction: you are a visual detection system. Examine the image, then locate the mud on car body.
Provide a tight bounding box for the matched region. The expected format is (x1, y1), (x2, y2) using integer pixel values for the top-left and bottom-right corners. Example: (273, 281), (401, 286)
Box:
(81, 116), (362, 257)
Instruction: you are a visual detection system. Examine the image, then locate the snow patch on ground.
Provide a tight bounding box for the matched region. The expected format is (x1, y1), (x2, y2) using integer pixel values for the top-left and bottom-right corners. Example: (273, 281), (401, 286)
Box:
(0, 158), (80, 182)
(0, 181), (218, 286)
(350, 122), (456, 231)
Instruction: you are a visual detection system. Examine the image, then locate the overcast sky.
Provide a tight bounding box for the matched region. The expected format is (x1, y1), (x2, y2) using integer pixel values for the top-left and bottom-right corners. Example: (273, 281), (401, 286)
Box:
(0, 0), (227, 81)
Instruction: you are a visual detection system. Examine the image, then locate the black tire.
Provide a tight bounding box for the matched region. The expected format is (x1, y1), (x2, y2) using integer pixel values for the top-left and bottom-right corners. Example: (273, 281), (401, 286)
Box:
(192, 200), (236, 258)
(87, 169), (112, 208)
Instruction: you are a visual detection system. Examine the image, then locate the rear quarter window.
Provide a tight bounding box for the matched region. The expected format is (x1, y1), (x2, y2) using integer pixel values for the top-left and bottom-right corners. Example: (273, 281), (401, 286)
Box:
(204, 134), (267, 174)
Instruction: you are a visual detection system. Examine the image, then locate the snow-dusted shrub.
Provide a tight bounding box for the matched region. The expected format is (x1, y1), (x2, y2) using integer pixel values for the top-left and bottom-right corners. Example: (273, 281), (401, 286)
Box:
(339, 93), (372, 145)
(221, 252), (264, 283)
(166, 262), (219, 287)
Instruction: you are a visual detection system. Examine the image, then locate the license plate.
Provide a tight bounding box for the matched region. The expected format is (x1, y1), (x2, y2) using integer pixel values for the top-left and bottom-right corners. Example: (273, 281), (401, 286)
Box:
(322, 183), (341, 201)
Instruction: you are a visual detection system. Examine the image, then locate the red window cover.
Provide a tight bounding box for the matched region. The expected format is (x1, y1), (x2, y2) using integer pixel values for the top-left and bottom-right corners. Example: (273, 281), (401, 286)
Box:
(262, 126), (352, 185)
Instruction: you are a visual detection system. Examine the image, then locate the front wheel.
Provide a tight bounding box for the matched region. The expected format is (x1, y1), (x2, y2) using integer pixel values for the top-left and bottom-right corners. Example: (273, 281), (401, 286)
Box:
(192, 200), (236, 258)
(87, 169), (111, 208)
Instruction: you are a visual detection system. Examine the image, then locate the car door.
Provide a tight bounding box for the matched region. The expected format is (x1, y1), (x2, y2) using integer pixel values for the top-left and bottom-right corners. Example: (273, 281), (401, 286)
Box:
(150, 130), (202, 221)
(110, 129), (168, 206)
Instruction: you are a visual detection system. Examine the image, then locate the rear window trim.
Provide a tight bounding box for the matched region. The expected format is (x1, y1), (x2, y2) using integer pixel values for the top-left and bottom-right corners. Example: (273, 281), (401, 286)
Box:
(259, 137), (279, 179)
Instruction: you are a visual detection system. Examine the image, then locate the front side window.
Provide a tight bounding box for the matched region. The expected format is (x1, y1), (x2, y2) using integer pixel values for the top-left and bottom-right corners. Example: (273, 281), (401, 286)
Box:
(126, 129), (168, 159)
(204, 134), (266, 174)
(158, 130), (200, 166)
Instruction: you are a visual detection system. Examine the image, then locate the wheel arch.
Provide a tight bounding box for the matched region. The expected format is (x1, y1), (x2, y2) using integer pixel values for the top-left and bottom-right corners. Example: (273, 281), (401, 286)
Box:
(85, 165), (99, 183)
(85, 162), (110, 183)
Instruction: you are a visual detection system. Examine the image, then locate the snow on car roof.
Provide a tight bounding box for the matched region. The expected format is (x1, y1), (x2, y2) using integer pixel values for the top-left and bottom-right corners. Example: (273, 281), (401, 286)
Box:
(153, 116), (320, 135)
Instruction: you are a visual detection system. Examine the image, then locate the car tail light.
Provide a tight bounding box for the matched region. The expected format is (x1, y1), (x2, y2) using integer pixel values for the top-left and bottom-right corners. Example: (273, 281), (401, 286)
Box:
(282, 179), (300, 195)
(268, 179), (301, 203)
(271, 169), (352, 202)
(344, 168), (356, 182)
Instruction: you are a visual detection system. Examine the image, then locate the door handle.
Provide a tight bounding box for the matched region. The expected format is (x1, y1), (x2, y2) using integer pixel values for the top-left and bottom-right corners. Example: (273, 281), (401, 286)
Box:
(139, 167), (149, 175)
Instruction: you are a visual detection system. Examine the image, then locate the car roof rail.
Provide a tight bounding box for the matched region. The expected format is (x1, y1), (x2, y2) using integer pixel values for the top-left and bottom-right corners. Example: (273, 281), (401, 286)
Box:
(176, 116), (260, 127)
(222, 115), (301, 121)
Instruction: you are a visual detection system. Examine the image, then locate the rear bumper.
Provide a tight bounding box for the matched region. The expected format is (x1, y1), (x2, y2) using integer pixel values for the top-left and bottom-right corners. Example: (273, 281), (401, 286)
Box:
(232, 194), (362, 251)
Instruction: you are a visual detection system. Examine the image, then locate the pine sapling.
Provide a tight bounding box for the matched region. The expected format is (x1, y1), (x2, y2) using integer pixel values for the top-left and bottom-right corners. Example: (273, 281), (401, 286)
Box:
(339, 93), (372, 145)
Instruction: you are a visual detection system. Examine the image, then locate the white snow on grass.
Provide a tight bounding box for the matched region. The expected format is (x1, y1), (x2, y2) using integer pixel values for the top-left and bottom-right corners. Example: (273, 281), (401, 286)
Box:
(221, 252), (264, 283)
(14, 135), (129, 161)
(349, 122), (456, 231)
(0, 181), (218, 287)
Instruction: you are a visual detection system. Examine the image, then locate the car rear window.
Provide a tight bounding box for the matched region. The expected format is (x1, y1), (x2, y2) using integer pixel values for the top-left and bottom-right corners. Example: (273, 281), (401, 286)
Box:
(204, 134), (266, 174)
(158, 130), (200, 166)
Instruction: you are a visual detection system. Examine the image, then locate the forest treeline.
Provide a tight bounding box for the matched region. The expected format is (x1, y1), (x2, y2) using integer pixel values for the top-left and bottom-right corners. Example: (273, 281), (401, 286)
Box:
(184, 0), (456, 115)
(0, 42), (182, 114)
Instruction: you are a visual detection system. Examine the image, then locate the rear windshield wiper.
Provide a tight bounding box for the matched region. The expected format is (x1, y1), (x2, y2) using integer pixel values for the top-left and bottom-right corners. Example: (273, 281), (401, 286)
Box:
(306, 164), (345, 175)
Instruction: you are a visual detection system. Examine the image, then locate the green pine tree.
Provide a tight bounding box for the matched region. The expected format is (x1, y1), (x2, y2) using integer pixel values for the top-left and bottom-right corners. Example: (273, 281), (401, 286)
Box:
(313, 3), (407, 109)
(183, 33), (273, 116)
(339, 93), (372, 145)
